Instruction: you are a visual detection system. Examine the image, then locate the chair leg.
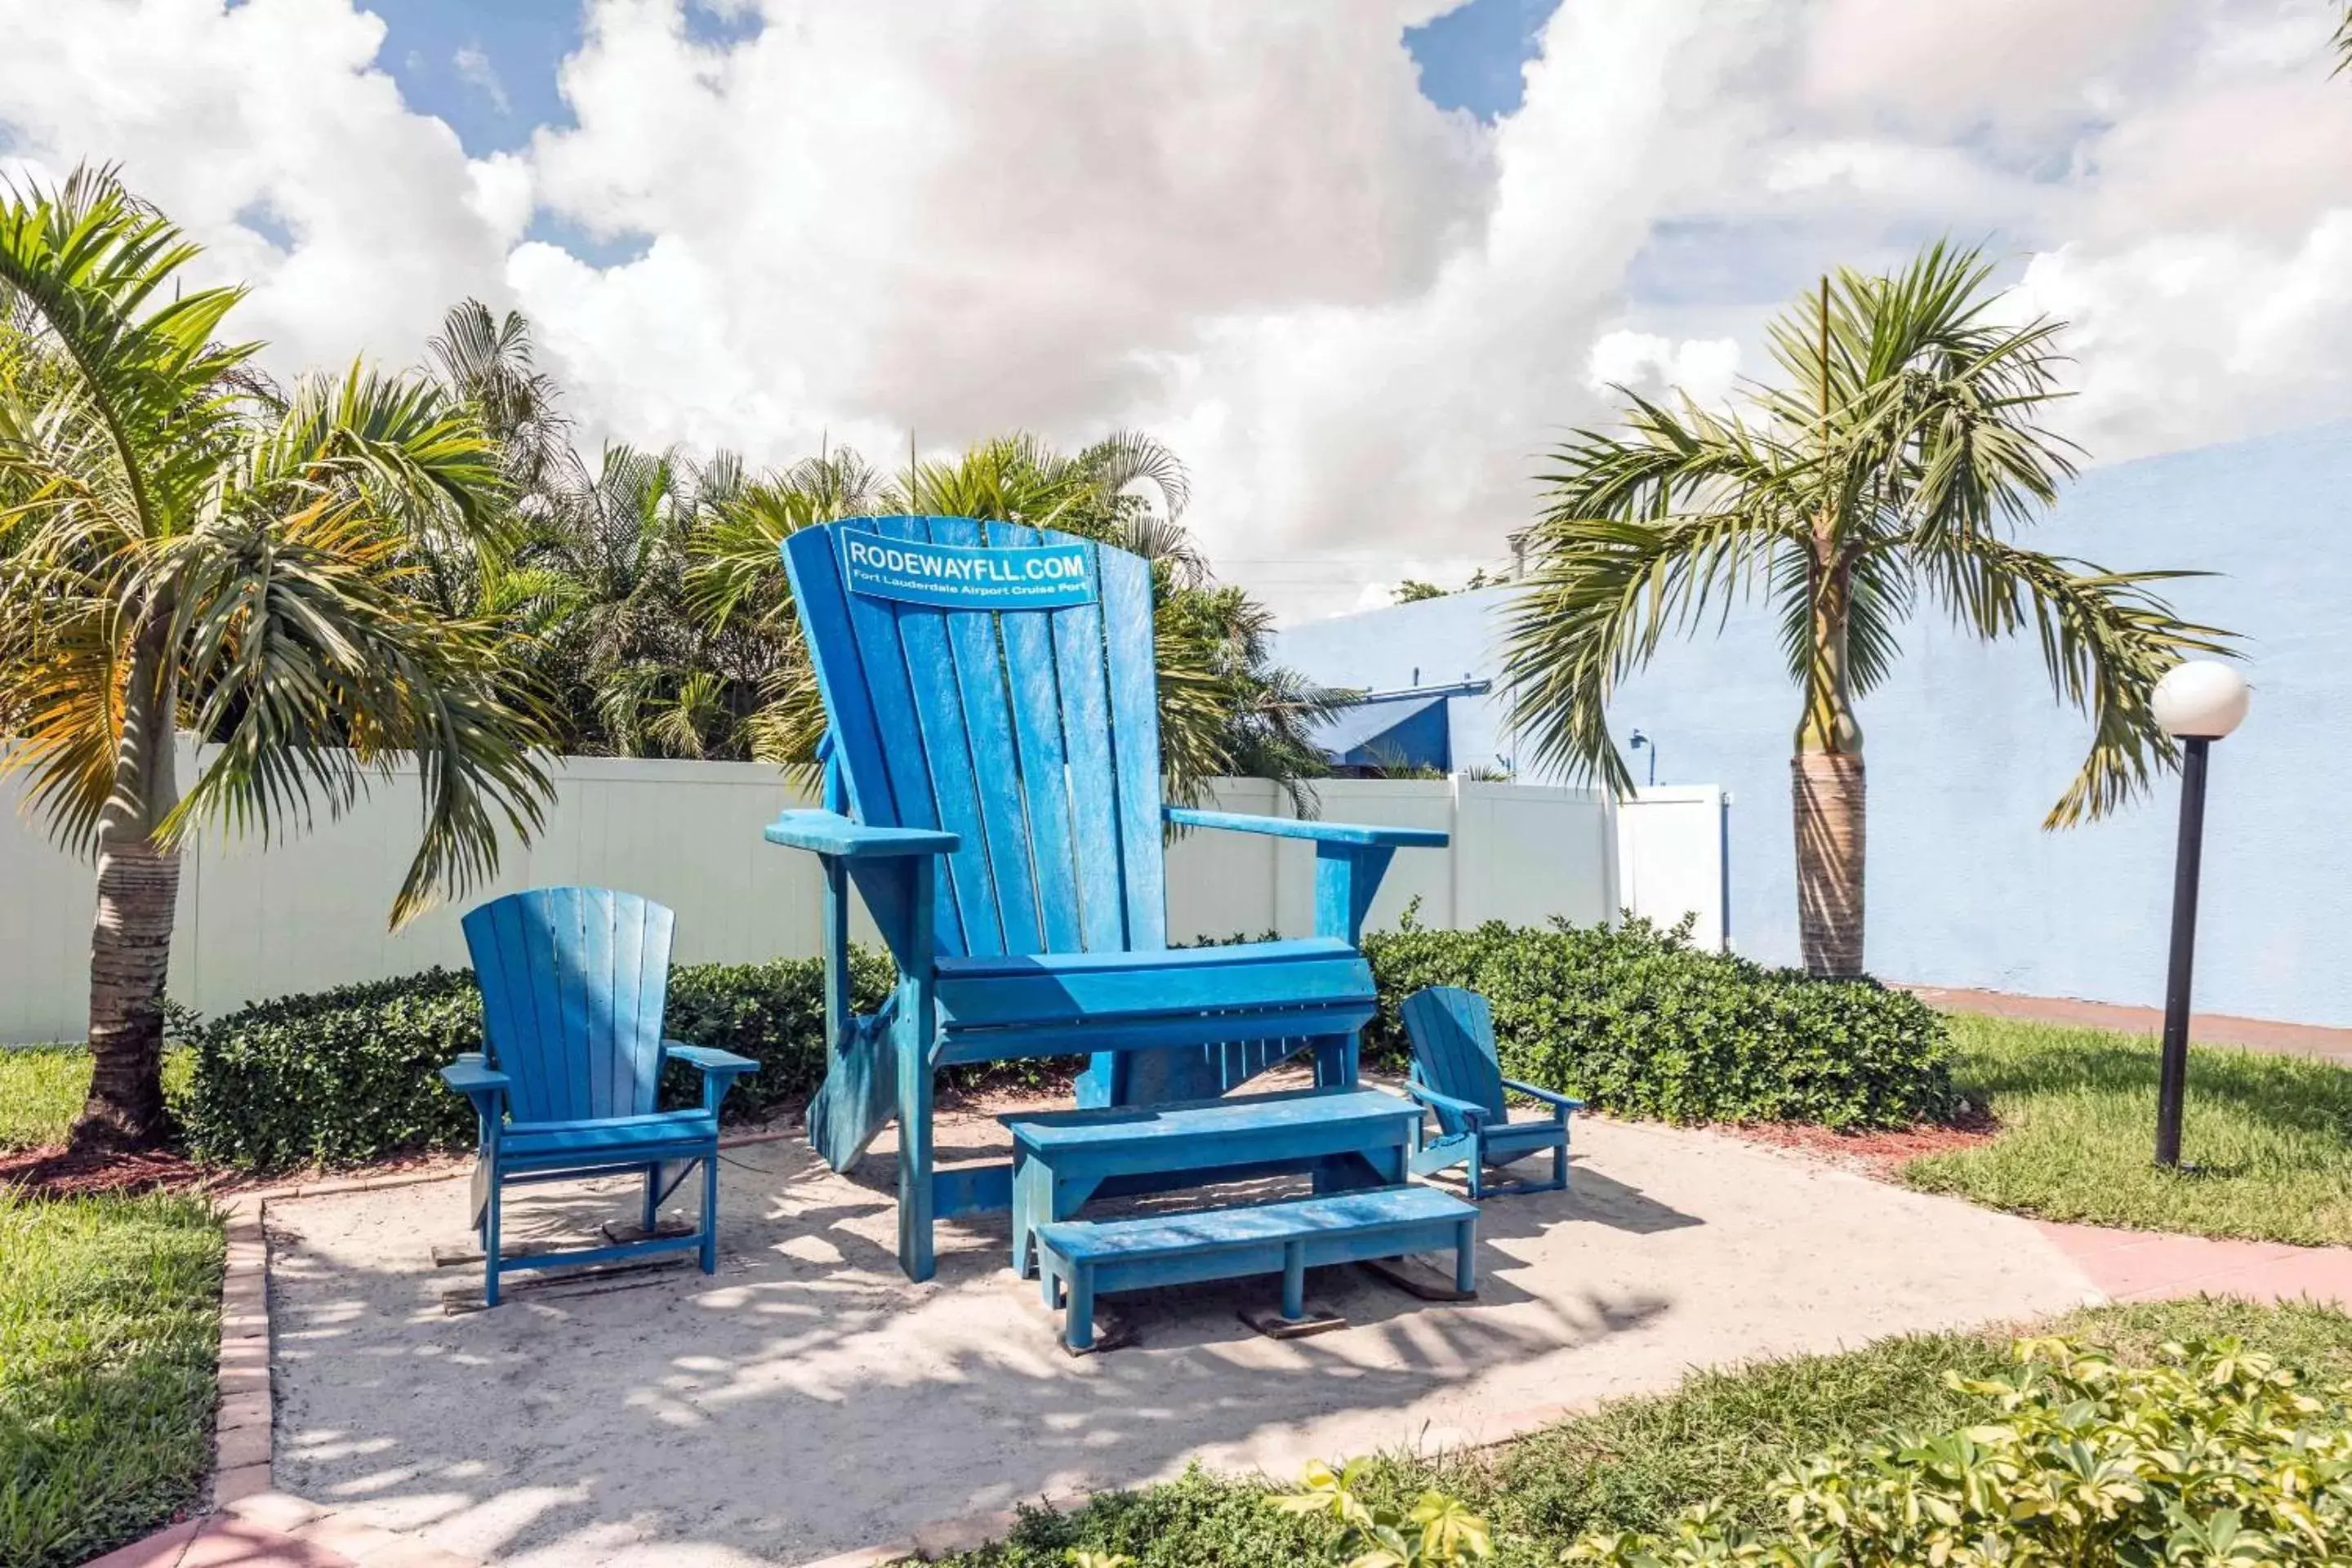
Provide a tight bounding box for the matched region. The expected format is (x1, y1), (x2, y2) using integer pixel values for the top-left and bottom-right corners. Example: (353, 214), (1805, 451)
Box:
(483, 1174), (504, 1308)
(1453, 1218), (1477, 1295)
(1468, 1143), (1485, 1200)
(1065, 1268), (1096, 1352)
(1553, 1138), (1570, 1192)
(1281, 1241), (1306, 1322)
(642, 1162), (662, 1232)
(700, 1152), (720, 1275)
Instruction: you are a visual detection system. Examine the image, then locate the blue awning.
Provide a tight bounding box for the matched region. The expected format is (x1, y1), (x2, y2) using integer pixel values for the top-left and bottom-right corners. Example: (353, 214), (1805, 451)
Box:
(1307, 692), (1450, 771)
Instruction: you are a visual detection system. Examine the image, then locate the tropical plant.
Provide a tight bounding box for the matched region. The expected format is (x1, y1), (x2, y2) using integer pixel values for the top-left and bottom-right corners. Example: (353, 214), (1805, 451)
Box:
(1503, 243), (2230, 974)
(1565, 1335), (2352, 1566)
(688, 428), (1343, 804)
(0, 167), (550, 1149)
(1272, 1459), (1492, 1567)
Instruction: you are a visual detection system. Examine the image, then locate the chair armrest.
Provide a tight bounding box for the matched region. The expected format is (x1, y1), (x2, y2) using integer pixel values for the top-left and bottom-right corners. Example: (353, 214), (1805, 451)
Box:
(1501, 1077), (1584, 1115)
(1163, 807), (1447, 849)
(1401, 1079), (1490, 1126)
(439, 1054), (510, 1102)
(665, 1042), (759, 1077)
(764, 809), (960, 859)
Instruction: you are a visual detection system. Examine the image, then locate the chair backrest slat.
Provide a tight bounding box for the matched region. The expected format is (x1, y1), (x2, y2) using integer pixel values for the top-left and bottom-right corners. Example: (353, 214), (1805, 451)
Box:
(463, 888), (675, 1125)
(1102, 548), (1167, 949)
(1401, 986), (1508, 1134)
(991, 522), (1085, 952)
(782, 516), (1170, 960)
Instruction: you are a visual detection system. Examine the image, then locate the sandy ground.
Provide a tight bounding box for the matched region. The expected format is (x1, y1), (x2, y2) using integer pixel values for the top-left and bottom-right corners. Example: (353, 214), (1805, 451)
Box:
(266, 1109), (2103, 1567)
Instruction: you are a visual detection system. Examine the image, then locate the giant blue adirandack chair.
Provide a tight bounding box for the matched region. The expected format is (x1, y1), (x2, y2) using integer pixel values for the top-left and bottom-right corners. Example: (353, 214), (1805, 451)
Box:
(765, 516), (1447, 1281)
(440, 888), (757, 1305)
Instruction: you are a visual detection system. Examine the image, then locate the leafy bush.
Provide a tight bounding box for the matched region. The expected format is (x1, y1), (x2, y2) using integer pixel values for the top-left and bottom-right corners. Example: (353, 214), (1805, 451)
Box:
(176, 909), (1950, 1168)
(178, 953), (896, 1169)
(1564, 1334), (2352, 1566)
(1361, 911), (1953, 1129)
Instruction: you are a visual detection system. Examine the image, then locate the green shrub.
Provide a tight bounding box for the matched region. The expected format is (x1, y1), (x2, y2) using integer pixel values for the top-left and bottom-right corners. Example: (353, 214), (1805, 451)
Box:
(1563, 1334), (2352, 1566)
(176, 911), (1950, 1168)
(1361, 912), (1953, 1129)
(179, 953), (897, 1169)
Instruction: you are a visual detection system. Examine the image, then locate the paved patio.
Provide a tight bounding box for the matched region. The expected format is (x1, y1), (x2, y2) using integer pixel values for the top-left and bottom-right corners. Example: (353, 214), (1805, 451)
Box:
(257, 1107), (2104, 1567)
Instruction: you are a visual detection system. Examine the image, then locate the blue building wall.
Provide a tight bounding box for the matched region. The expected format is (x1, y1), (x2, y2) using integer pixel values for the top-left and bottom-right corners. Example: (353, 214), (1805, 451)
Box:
(1272, 421), (2352, 1026)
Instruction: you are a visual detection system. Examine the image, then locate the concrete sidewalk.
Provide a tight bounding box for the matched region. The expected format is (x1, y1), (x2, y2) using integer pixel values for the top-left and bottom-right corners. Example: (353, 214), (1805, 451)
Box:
(1908, 984), (2352, 1062)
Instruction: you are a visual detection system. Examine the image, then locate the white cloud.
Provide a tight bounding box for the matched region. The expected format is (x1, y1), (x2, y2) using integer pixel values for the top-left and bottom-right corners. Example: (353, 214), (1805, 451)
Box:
(454, 43), (513, 118)
(1587, 332), (1742, 408)
(3, 0), (2351, 621)
(0, 0), (523, 378)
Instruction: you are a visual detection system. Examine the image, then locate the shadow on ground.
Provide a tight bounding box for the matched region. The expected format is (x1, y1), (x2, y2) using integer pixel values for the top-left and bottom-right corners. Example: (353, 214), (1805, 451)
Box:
(264, 1108), (2091, 1567)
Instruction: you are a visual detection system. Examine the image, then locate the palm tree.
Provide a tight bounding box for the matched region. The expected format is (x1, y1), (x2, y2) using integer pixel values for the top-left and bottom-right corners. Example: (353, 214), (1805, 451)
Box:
(686, 429), (1340, 804)
(1503, 243), (2231, 976)
(0, 168), (552, 1149)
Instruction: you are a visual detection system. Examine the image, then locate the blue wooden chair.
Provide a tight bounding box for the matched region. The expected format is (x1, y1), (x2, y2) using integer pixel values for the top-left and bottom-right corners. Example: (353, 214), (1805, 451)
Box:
(765, 516), (1447, 1281)
(440, 888), (757, 1306)
(1398, 986), (1580, 1198)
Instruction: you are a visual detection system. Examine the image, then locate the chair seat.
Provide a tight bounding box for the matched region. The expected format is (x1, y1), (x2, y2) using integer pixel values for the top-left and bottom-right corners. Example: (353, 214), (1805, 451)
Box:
(937, 938), (1374, 1031)
(501, 1110), (719, 1167)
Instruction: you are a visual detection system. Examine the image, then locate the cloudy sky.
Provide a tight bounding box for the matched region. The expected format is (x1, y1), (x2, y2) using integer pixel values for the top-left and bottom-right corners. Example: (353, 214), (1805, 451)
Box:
(3, 0), (2347, 618)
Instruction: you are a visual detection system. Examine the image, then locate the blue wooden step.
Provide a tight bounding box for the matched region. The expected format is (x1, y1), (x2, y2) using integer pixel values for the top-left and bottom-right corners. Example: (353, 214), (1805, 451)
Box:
(1036, 1184), (1477, 1352)
(1002, 1086), (1421, 1277)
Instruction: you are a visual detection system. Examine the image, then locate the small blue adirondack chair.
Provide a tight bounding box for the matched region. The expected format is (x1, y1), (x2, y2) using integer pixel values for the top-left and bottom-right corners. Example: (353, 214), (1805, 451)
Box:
(440, 888), (757, 1305)
(765, 516), (1447, 1281)
(1399, 986), (1580, 1198)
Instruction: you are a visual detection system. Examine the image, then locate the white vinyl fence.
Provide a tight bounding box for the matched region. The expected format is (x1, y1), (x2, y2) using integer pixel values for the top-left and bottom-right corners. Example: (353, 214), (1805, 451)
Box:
(0, 746), (1726, 1043)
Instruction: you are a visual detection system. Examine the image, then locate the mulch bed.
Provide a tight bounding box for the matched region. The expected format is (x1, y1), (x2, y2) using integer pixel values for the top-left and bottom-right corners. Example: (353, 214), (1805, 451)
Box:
(1716, 1105), (2002, 1178)
(0, 1143), (217, 1200)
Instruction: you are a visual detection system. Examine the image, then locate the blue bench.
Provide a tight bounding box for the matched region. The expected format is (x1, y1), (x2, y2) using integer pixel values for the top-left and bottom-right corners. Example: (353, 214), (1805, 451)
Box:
(1004, 1086), (1420, 1277)
(1036, 1185), (1479, 1352)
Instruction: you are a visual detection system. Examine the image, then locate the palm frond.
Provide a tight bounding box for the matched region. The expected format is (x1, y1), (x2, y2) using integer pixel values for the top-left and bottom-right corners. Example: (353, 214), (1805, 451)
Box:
(1927, 536), (2235, 826)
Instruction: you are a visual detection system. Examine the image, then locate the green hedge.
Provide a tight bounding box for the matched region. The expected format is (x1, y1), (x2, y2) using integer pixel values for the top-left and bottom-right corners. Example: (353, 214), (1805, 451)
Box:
(1360, 913), (1953, 1129)
(177, 915), (1950, 1169)
(178, 954), (895, 1169)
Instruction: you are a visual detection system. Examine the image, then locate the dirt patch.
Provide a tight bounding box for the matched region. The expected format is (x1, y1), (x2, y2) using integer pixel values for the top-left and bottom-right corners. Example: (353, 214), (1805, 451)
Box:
(1716, 1107), (2002, 1178)
(0, 1142), (216, 1199)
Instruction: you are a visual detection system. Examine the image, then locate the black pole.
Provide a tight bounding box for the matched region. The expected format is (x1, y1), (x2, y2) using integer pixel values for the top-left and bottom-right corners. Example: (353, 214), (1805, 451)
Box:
(2154, 736), (2211, 1169)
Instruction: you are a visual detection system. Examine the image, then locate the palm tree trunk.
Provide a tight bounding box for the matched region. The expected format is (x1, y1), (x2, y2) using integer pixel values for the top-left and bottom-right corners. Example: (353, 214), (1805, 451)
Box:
(1793, 546), (1867, 978)
(72, 618), (181, 1152)
(1793, 752), (1865, 977)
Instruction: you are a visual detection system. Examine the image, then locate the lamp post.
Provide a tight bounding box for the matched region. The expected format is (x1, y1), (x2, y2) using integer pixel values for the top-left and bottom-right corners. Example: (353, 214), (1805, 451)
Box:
(1629, 728), (1658, 787)
(2149, 660), (2250, 1169)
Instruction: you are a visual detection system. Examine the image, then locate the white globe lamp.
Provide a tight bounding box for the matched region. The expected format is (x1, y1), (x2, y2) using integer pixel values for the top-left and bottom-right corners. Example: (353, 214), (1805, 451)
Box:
(2152, 661), (2249, 741)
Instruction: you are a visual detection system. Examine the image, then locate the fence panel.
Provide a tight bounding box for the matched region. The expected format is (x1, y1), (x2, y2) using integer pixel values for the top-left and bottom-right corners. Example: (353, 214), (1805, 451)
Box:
(0, 751), (1710, 1042)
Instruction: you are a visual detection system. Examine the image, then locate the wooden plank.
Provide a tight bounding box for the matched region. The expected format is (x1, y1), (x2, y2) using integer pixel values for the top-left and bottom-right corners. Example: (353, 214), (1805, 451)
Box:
(1040, 1185), (1474, 1261)
(936, 936), (1352, 979)
(991, 520), (1083, 952)
(580, 888), (618, 1116)
(932, 516), (1044, 955)
(934, 1001), (1374, 1066)
(839, 519), (969, 956)
(1098, 545), (1166, 948)
(1003, 1086), (1417, 1149)
(1047, 553), (1125, 952)
(621, 897), (666, 1113)
(892, 517), (1006, 954)
(781, 523), (899, 831)
(938, 951), (1374, 1029)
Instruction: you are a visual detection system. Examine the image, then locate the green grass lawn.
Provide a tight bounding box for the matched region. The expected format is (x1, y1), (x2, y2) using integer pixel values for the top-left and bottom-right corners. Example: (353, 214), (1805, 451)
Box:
(1904, 1013), (2352, 1245)
(0, 1045), (193, 1152)
(934, 1296), (2352, 1566)
(1, 1188), (224, 1568)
